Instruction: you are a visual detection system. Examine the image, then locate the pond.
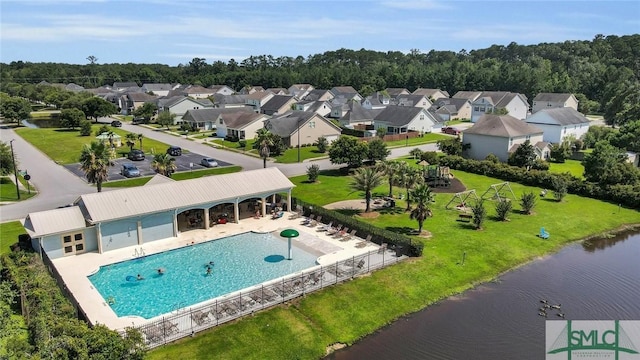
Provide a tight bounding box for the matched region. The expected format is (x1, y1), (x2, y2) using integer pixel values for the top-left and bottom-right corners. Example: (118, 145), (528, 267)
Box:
(329, 230), (640, 360)
(22, 118), (62, 128)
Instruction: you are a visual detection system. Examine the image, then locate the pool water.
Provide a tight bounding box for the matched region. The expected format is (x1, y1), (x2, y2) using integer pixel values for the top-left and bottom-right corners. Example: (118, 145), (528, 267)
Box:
(88, 232), (319, 319)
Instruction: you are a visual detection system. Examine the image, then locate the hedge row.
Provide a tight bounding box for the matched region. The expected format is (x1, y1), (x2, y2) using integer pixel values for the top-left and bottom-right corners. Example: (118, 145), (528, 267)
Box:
(340, 127), (366, 137)
(439, 156), (640, 210)
(292, 198), (424, 257)
(0, 250), (145, 359)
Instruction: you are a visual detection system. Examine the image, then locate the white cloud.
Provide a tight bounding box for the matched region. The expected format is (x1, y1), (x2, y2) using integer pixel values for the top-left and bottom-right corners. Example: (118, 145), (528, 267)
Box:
(161, 53), (249, 62)
(380, 0), (450, 10)
(450, 23), (585, 42)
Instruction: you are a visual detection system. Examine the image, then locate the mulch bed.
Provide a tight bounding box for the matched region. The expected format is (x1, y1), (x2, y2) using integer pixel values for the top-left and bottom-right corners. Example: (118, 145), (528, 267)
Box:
(429, 177), (467, 194)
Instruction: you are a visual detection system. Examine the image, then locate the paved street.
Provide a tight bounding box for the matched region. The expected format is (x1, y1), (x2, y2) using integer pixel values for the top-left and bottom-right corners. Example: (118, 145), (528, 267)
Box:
(0, 120), (439, 222)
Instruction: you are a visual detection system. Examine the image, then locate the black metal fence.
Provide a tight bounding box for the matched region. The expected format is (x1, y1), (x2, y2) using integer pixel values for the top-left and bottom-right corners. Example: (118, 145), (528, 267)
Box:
(128, 248), (405, 349)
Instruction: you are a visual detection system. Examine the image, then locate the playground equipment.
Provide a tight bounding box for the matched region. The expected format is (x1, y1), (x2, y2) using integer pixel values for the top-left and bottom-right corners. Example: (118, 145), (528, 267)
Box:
(445, 189), (479, 210)
(424, 165), (453, 187)
(481, 182), (516, 201)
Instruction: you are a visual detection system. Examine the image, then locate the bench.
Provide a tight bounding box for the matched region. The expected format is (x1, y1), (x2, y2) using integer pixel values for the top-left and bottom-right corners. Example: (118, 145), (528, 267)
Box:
(458, 213), (473, 222)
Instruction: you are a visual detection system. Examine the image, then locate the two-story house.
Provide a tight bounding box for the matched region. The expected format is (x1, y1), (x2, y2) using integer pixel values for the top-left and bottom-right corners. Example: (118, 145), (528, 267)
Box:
(245, 91), (274, 113)
(431, 98), (473, 121)
(525, 107), (590, 144)
(412, 88), (450, 101)
(265, 111), (342, 146)
(470, 91), (529, 122)
(158, 96), (214, 124)
(288, 84), (314, 99)
(261, 95), (297, 116)
(532, 93), (579, 113)
(208, 85), (236, 96)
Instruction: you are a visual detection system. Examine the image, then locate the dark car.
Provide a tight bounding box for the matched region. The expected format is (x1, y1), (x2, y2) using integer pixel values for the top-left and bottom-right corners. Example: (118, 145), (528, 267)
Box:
(121, 163), (141, 178)
(441, 126), (461, 135)
(128, 149), (145, 161)
(167, 146), (182, 156)
(132, 117), (145, 125)
(111, 120), (122, 127)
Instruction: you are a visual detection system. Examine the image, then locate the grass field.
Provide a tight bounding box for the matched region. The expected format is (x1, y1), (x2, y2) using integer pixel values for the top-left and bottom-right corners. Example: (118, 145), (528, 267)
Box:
(0, 177), (36, 202)
(548, 159), (585, 178)
(15, 125), (172, 164)
(384, 132), (449, 147)
(0, 221), (27, 255)
(148, 169), (639, 360)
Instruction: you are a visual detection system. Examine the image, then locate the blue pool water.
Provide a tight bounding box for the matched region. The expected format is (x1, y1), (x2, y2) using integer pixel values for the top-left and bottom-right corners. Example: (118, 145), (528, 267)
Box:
(88, 232), (319, 319)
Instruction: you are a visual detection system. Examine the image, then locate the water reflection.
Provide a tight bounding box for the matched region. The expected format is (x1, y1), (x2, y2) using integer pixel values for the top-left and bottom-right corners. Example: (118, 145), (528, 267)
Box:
(581, 231), (634, 252)
(329, 231), (640, 360)
(22, 118), (61, 128)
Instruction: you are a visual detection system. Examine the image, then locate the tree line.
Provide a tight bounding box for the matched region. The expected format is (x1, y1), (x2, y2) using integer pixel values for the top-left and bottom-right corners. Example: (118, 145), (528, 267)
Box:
(1, 34), (639, 116)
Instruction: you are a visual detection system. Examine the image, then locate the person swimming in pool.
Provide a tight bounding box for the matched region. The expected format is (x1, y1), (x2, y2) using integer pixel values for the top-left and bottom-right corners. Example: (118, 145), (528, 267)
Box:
(137, 274), (144, 281)
(206, 266), (212, 276)
(157, 268), (165, 275)
(209, 261), (215, 266)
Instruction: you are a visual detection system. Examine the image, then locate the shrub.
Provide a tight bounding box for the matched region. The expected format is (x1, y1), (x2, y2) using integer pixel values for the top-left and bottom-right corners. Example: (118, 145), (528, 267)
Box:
(238, 140), (247, 149)
(409, 148), (423, 159)
(306, 164), (320, 183)
(552, 176), (568, 202)
(520, 191), (537, 214)
(94, 125), (110, 137)
(316, 136), (328, 153)
(531, 159), (550, 171)
(495, 199), (512, 221)
(485, 153), (500, 163)
(419, 151), (440, 165)
(471, 200), (486, 229)
(79, 120), (92, 136)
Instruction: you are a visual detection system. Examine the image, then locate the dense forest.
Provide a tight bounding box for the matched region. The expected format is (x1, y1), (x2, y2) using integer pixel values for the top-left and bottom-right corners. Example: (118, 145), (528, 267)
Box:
(1, 34), (638, 103)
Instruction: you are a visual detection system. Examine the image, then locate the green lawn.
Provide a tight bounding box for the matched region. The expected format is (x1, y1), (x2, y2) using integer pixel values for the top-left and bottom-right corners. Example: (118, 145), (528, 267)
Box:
(275, 146), (328, 163)
(384, 132), (449, 147)
(149, 168), (639, 360)
(0, 221), (27, 255)
(0, 177), (36, 202)
(15, 125), (173, 164)
(102, 166), (243, 188)
(548, 159), (585, 178)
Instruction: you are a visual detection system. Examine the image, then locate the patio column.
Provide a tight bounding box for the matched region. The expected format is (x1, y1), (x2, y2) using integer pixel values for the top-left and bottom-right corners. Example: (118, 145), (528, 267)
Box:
(173, 209), (179, 236)
(204, 209), (210, 230)
(137, 221), (142, 245)
(261, 197), (266, 217)
(97, 223), (103, 254)
(234, 198), (240, 224)
(287, 189), (292, 212)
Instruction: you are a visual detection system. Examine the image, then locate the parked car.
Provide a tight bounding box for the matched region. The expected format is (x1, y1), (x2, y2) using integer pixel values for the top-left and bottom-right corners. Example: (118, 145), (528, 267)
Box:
(132, 117), (145, 125)
(128, 149), (145, 161)
(200, 158), (219, 168)
(441, 126), (461, 135)
(111, 120), (122, 127)
(167, 146), (182, 156)
(121, 163), (140, 178)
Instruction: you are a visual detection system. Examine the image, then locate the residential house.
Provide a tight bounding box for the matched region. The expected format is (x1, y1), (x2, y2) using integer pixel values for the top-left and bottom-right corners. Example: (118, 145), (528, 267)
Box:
(158, 96), (213, 124)
(246, 91), (274, 113)
(362, 92), (391, 110)
(294, 100), (332, 117)
(288, 84), (314, 99)
(412, 88), (450, 101)
(339, 101), (380, 127)
(532, 93), (579, 113)
(393, 94), (432, 110)
(462, 114), (546, 162)
(208, 85), (236, 96)
(215, 111), (269, 139)
(266, 88), (288, 95)
(141, 83), (175, 97)
(330, 86), (363, 102)
(182, 108), (254, 131)
(431, 98), (472, 121)
(265, 111), (342, 146)
(211, 94), (251, 109)
(384, 88), (411, 100)
(181, 85), (217, 99)
(239, 86), (265, 95)
(125, 92), (158, 114)
(303, 89), (334, 102)
(113, 82), (138, 91)
(470, 91), (529, 122)
(261, 95), (297, 115)
(452, 91), (482, 101)
(373, 105), (438, 135)
(525, 107), (590, 144)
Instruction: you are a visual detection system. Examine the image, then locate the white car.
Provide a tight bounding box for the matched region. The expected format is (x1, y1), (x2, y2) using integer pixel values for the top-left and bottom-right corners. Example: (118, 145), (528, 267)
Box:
(200, 158), (219, 168)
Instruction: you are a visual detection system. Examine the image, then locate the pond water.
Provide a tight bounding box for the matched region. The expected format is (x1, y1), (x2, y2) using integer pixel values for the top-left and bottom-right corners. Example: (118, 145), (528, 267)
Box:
(329, 230), (640, 360)
(22, 118), (61, 128)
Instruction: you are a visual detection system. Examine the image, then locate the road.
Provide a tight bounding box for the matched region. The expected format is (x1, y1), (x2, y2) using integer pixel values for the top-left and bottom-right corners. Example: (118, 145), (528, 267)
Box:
(0, 119), (438, 222)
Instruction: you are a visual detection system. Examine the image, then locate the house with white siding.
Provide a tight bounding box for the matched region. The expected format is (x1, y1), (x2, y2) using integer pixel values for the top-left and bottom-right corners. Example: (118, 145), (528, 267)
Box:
(216, 112), (269, 140)
(373, 105), (438, 135)
(288, 84), (314, 99)
(208, 85), (235, 96)
(265, 111), (342, 146)
(470, 91), (529, 122)
(525, 107), (590, 144)
(431, 98), (472, 121)
(412, 88), (450, 101)
(532, 93), (579, 113)
(245, 91), (274, 113)
(393, 94), (432, 110)
(261, 95), (297, 116)
(181, 85), (217, 99)
(182, 108), (254, 131)
(141, 83), (175, 97)
(462, 114), (546, 162)
(158, 96), (214, 124)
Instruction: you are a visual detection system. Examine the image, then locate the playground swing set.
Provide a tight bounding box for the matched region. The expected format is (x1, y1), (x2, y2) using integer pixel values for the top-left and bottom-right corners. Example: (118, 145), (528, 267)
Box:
(480, 182), (516, 201)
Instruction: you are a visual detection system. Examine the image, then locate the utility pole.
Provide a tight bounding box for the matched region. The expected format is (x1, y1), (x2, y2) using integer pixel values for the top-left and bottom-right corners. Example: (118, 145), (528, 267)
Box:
(9, 139), (20, 200)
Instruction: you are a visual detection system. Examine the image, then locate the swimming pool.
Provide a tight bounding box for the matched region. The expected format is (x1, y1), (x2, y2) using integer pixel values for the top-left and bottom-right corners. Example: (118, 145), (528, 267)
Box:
(88, 231), (319, 319)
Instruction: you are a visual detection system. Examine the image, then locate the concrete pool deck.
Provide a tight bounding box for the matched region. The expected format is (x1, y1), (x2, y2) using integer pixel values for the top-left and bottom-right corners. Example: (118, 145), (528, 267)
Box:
(52, 212), (381, 330)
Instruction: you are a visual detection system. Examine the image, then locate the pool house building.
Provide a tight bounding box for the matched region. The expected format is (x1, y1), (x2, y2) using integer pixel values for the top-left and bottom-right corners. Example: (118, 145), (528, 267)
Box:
(24, 168), (295, 260)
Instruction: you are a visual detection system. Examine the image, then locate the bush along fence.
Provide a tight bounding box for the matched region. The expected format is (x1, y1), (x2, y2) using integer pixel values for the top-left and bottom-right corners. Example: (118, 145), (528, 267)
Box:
(438, 156), (640, 210)
(291, 197), (424, 257)
(132, 249), (404, 349)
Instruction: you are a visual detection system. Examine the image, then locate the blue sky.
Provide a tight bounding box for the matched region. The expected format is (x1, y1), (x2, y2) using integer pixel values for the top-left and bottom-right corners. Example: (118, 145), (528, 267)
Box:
(1, 0), (638, 66)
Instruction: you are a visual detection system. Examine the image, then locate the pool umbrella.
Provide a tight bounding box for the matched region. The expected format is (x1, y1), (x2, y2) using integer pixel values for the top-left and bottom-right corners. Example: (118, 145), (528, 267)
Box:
(280, 229), (299, 260)
(418, 160), (430, 166)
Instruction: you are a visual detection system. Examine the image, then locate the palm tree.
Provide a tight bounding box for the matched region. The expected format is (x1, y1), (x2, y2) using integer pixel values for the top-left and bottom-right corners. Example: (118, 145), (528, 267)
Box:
(377, 160), (399, 198)
(254, 128), (274, 168)
(79, 141), (112, 192)
(409, 184), (435, 233)
(152, 153), (177, 177)
(137, 133), (144, 150)
(398, 165), (424, 211)
(350, 167), (383, 213)
(125, 133), (137, 151)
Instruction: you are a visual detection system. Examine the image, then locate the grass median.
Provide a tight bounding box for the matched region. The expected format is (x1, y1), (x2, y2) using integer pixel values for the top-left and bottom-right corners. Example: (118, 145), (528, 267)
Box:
(148, 169), (639, 360)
